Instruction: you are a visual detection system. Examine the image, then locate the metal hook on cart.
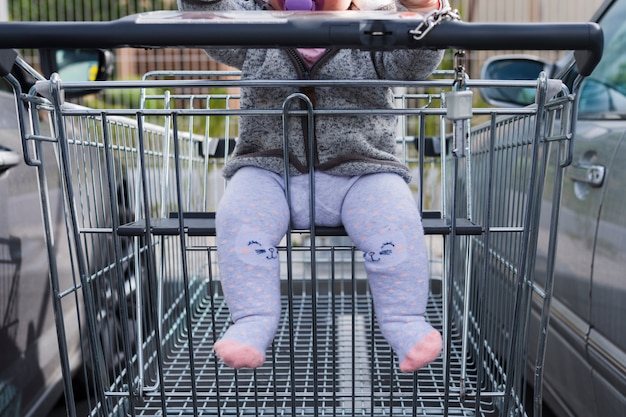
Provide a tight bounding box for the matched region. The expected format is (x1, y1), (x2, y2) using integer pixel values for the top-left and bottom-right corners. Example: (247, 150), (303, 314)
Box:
(409, 5), (461, 41)
(445, 50), (473, 158)
(453, 50), (467, 91)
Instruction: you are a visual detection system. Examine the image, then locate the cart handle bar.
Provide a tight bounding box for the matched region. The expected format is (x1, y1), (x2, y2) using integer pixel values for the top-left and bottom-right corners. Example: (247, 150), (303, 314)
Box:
(0, 11), (603, 76)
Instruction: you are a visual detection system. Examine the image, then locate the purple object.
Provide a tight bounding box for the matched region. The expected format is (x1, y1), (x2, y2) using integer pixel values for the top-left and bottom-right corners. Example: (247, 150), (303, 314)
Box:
(284, 0), (315, 10)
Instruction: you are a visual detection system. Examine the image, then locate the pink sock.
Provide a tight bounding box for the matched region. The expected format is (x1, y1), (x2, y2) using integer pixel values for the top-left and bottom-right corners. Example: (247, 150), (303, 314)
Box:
(399, 331), (443, 372)
(214, 340), (265, 369)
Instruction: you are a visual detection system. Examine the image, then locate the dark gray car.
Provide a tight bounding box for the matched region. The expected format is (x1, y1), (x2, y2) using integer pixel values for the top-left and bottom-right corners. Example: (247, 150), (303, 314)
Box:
(481, 0), (626, 415)
(0, 81), (77, 416)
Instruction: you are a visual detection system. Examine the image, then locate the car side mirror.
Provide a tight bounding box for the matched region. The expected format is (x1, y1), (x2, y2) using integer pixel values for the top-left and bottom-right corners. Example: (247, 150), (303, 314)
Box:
(479, 56), (552, 107)
(39, 48), (114, 97)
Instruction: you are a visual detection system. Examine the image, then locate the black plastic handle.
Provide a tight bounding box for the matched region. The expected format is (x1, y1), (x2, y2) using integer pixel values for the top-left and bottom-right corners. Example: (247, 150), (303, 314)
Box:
(0, 11), (603, 75)
(426, 21), (603, 77)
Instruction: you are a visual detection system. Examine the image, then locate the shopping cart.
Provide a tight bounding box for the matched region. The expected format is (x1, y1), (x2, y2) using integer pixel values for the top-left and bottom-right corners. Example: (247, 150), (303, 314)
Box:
(0, 10), (602, 417)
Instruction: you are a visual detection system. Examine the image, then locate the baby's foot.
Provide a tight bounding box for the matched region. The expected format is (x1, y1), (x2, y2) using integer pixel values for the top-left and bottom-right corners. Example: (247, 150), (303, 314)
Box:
(212, 311), (279, 369)
(399, 330), (443, 373)
(214, 339), (265, 369)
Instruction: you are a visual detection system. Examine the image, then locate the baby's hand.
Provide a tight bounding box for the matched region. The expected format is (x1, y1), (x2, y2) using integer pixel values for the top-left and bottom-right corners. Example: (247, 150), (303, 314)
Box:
(399, 0), (440, 13)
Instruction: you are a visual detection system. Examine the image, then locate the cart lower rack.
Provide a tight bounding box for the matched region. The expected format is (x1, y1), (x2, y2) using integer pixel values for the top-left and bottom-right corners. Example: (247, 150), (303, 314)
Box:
(4, 63), (577, 416)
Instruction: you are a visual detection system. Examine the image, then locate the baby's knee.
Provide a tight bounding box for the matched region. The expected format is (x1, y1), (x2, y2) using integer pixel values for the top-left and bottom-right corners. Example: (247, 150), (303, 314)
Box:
(233, 226), (281, 267)
(359, 228), (409, 269)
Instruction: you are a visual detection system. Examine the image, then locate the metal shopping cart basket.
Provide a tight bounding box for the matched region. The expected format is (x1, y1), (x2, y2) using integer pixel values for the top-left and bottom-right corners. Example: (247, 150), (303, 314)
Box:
(0, 10), (602, 417)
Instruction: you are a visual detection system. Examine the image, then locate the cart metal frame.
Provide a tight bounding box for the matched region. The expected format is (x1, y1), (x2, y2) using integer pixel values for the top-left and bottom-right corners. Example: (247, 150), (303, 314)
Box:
(0, 10), (602, 417)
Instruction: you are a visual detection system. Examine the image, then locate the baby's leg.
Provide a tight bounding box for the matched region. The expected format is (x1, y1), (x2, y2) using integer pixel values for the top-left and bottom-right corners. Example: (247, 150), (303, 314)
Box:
(342, 173), (442, 372)
(214, 167), (290, 368)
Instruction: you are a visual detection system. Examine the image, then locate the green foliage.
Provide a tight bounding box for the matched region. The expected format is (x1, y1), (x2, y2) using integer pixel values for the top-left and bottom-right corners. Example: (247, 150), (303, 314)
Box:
(10, 0), (177, 21)
(83, 83), (238, 140)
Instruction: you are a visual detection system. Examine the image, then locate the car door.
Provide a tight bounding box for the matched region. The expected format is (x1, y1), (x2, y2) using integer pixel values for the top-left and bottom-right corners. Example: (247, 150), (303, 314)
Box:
(0, 82), (80, 417)
(538, 0), (626, 415)
(533, 85), (609, 417)
(589, 130), (626, 417)
(477, 2), (626, 414)
(0, 85), (59, 415)
(543, 112), (626, 417)
(577, 2), (626, 414)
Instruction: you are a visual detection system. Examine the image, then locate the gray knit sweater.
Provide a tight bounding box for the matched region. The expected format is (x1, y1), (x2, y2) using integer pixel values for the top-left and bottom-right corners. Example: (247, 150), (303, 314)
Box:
(178, 0), (445, 181)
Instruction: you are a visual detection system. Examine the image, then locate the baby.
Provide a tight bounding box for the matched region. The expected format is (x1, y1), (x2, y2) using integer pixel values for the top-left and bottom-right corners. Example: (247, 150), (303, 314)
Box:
(178, 0), (445, 372)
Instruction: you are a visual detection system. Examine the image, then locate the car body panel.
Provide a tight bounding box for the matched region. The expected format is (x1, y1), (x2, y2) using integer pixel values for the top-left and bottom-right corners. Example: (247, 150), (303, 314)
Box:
(539, 118), (625, 416)
(588, 127), (626, 417)
(542, 0), (626, 414)
(0, 88), (66, 417)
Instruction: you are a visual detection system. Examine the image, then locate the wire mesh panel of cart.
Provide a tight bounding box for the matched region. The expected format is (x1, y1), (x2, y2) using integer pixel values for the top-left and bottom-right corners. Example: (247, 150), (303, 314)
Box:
(7, 59), (576, 417)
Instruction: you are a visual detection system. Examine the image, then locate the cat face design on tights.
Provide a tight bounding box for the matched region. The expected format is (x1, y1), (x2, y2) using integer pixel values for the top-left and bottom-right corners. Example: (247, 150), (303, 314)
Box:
(361, 230), (407, 268)
(363, 241), (395, 262)
(236, 227), (279, 266)
(248, 240), (278, 260)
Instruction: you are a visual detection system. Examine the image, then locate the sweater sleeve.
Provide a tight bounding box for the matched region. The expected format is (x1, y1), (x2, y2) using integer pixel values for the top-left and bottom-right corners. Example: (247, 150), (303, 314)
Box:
(372, 48), (445, 81)
(177, 0), (259, 69)
(370, 0), (448, 80)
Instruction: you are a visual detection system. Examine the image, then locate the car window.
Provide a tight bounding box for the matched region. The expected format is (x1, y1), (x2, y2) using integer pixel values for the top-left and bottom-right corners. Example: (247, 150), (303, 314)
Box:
(0, 77), (11, 94)
(578, 0), (626, 115)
